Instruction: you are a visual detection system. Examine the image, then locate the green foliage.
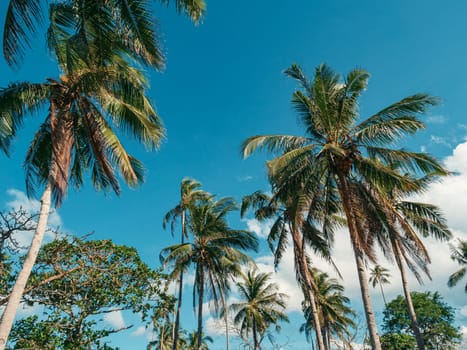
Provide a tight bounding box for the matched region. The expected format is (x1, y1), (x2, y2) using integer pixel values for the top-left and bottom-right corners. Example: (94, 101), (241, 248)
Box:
(7, 236), (168, 349)
(230, 269), (289, 347)
(381, 333), (417, 350)
(448, 239), (467, 293)
(3, 0), (206, 68)
(161, 195), (258, 347)
(301, 269), (356, 348)
(382, 291), (462, 350)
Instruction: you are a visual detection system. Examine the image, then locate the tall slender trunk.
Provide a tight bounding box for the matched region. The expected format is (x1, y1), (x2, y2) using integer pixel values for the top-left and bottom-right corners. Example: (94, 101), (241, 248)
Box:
(379, 282), (387, 307)
(290, 228), (326, 350)
(219, 290), (230, 350)
(0, 180), (53, 348)
(172, 210), (186, 350)
(197, 267), (204, 350)
(393, 241), (425, 350)
(337, 174), (382, 350)
(252, 319), (259, 350)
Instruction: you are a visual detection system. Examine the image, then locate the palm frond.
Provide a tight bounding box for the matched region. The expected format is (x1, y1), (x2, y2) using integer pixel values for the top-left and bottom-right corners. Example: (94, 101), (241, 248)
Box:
(3, 0), (43, 67)
(242, 135), (309, 158)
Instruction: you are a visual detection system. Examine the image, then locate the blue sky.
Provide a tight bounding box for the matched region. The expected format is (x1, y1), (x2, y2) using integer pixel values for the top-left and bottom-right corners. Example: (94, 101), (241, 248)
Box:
(1, 0), (467, 349)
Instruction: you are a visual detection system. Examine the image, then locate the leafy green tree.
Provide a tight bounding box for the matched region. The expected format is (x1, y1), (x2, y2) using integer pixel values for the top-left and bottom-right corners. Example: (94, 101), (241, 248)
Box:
(242, 63), (447, 350)
(163, 178), (210, 349)
(369, 265), (391, 306)
(230, 269), (288, 350)
(6, 236), (168, 349)
(161, 197), (258, 350)
(3, 0), (206, 67)
(382, 292), (462, 350)
(301, 269), (356, 350)
(381, 333), (417, 350)
(447, 239), (467, 293)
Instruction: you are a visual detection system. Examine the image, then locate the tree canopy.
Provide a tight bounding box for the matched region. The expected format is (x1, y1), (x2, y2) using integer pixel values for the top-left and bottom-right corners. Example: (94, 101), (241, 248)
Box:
(381, 291), (462, 350)
(6, 236), (169, 349)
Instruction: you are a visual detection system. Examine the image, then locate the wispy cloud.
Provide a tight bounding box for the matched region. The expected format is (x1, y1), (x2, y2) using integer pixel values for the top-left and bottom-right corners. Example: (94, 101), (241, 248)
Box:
(430, 135), (452, 148)
(236, 175), (254, 182)
(426, 115), (446, 124)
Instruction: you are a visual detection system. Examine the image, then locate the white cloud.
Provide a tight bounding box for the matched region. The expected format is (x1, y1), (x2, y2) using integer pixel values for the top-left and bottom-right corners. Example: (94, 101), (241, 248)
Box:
(3, 189), (63, 251)
(104, 310), (126, 329)
(461, 306), (467, 318)
(6, 189), (62, 227)
(254, 248), (304, 313)
(131, 326), (148, 337)
(205, 316), (227, 337)
(244, 218), (274, 239)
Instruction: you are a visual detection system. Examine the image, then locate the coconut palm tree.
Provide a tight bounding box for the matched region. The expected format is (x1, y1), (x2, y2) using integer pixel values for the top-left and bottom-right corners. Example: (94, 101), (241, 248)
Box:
(365, 175), (452, 350)
(185, 331), (213, 350)
(230, 269), (288, 350)
(242, 64), (447, 350)
(369, 265), (391, 306)
(163, 178), (210, 350)
(3, 0), (206, 68)
(301, 269), (356, 350)
(160, 197), (258, 350)
(148, 323), (174, 350)
(448, 239), (467, 293)
(241, 188), (338, 350)
(0, 46), (164, 347)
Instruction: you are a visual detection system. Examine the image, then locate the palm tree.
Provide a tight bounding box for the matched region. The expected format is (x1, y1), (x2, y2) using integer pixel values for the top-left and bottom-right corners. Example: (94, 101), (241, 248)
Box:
(160, 197), (258, 350)
(0, 48), (163, 347)
(301, 269), (356, 350)
(230, 269), (289, 350)
(163, 178), (210, 350)
(3, 0), (206, 68)
(185, 331), (213, 350)
(241, 188), (338, 350)
(366, 176), (452, 350)
(242, 64), (447, 350)
(369, 265), (391, 306)
(148, 323), (174, 350)
(448, 239), (467, 292)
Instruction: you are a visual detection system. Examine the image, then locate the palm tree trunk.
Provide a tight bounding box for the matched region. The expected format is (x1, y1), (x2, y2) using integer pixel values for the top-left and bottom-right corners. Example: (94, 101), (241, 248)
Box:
(197, 267), (204, 350)
(0, 180), (53, 349)
(219, 290), (230, 350)
(379, 282), (387, 307)
(393, 242), (425, 350)
(337, 175), (382, 350)
(290, 228), (326, 350)
(172, 210), (186, 350)
(252, 319), (259, 350)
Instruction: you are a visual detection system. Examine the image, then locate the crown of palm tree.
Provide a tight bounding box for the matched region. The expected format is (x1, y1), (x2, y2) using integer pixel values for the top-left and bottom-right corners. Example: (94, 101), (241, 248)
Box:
(4, 0), (206, 68)
(242, 63), (447, 350)
(230, 269), (289, 348)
